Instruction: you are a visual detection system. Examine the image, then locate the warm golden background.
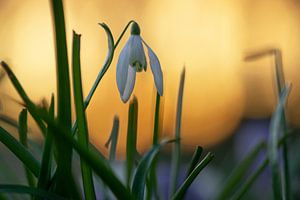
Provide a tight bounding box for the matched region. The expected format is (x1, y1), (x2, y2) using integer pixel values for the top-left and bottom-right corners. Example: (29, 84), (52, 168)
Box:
(0, 0), (300, 156)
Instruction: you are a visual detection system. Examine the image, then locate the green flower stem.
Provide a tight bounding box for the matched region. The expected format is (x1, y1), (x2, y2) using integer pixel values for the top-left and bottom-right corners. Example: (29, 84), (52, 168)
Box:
(71, 21), (135, 135)
(148, 93), (162, 199)
(72, 31), (96, 200)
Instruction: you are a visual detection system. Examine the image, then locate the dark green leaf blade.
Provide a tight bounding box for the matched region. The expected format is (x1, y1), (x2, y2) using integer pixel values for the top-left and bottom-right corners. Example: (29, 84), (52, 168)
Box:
(186, 146), (203, 177)
(72, 31), (96, 200)
(217, 141), (265, 200)
(37, 95), (55, 195)
(18, 109), (36, 188)
(0, 184), (67, 200)
(132, 139), (174, 200)
(172, 152), (214, 200)
(0, 127), (40, 177)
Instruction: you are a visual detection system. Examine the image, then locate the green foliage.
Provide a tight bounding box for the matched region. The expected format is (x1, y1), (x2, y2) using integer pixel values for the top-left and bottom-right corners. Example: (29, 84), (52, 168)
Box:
(6, 0), (299, 199)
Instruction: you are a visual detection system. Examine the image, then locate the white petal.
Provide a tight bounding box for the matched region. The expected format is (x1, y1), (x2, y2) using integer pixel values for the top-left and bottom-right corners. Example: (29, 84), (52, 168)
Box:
(129, 35), (146, 71)
(142, 40), (163, 96)
(116, 37), (132, 95)
(121, 66), (136, 103)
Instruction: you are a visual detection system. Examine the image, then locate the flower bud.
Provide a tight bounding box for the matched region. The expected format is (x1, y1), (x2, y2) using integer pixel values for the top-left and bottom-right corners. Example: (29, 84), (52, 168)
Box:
(131, 22), (141, 35)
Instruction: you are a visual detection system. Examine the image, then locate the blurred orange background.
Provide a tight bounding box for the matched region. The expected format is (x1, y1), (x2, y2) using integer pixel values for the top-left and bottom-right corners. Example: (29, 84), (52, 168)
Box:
(0, 0), (300, 156)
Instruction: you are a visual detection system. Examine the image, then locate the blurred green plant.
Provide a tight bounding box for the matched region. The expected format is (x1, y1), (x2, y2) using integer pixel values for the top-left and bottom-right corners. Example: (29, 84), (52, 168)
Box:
(0, 0), (213, 199)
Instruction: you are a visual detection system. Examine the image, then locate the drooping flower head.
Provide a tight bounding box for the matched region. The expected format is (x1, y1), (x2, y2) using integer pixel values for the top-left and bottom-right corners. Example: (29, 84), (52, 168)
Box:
(116, 22), (163, 103)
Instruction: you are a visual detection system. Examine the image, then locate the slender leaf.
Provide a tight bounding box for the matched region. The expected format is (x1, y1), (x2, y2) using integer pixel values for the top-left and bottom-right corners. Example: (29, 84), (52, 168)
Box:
(126, 97), (139, 186)
(170, 68), (185, 196)
(71, 21), (134, 134)
(231, 158), (269, 200)
(48, 122), (131, 200)
(72, 31), (96, 200)
(0, 61), (46, 135)
(27, 105), (131, 199)
(0, 184), (67, 200)
(217, 141), (265, 200)
(268, 84), (291, 200)
(105, 116), (120, 161)
(37, 95), (55, 194)
(132, 139), (175, 200)
(186, 146), (203, 177)
(0, 127), (40, 177)
(51, 0), (79, 198)
(18, 109), (36, 188)
(171, 152), (214, 200)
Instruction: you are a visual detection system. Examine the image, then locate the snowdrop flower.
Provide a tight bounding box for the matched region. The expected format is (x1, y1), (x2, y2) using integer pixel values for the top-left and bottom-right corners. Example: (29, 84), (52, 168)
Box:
(116, 22), (163, 103)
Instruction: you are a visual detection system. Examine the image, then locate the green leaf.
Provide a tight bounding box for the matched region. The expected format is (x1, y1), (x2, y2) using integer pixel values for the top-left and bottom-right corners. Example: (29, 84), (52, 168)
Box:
(217, 141), (265, 200)
(37, 95), (55, 195)
(71, 22), (114, 135)
(170, 68), (185, 195)
(186, 146), (203, 177)
(231, 158), (269, 200)
(0, 184), (67, 200)
(268, 84), (291, 200)
(132, 139), (174, 200)
(72, 31), (96, 200)
(126, 97), (139, 186)
(31, 107), (131, 199)
(105, 116), (120, 161)
(0, 61), (46, 135)
(0, 127), (40, 177)
(51, 0), (78, 198)
(18, 109), (36, 188)
(171, 152), (214, 200)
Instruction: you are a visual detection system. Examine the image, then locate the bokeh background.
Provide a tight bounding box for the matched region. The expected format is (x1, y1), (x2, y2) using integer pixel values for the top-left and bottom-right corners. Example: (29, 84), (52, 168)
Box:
(0, 0), (300, 156)
(1, 0), (300, 199)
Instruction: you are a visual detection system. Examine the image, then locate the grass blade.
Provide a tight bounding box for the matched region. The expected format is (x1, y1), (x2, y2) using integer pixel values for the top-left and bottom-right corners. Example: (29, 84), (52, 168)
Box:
(0, 184), (67, 200)
(0, 127), (40, 177)
(0, 61), (46, 134)
(217, 141), (265, 200)
(132, 139), (175, 200)
(72, 31), (96, 200)
(172, 152), (214, 200)
(105, 116), (120, 161)
(231, 133), (291, 200)
(126, 97), (139, 186)
(186, 146), (203, 177)
(71, 21), (133, 135)
(37, 95), (55, 194)
(71, 22), (114, 135)
(51, 0), (79, 198)
(48, 122), (131, 199)
(26, 104), (131, 199)
(268, 84), (291, 200)
(231, 158), (269, 200)
(18, 109), (36, 188)
(170, 68), (185, 196)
